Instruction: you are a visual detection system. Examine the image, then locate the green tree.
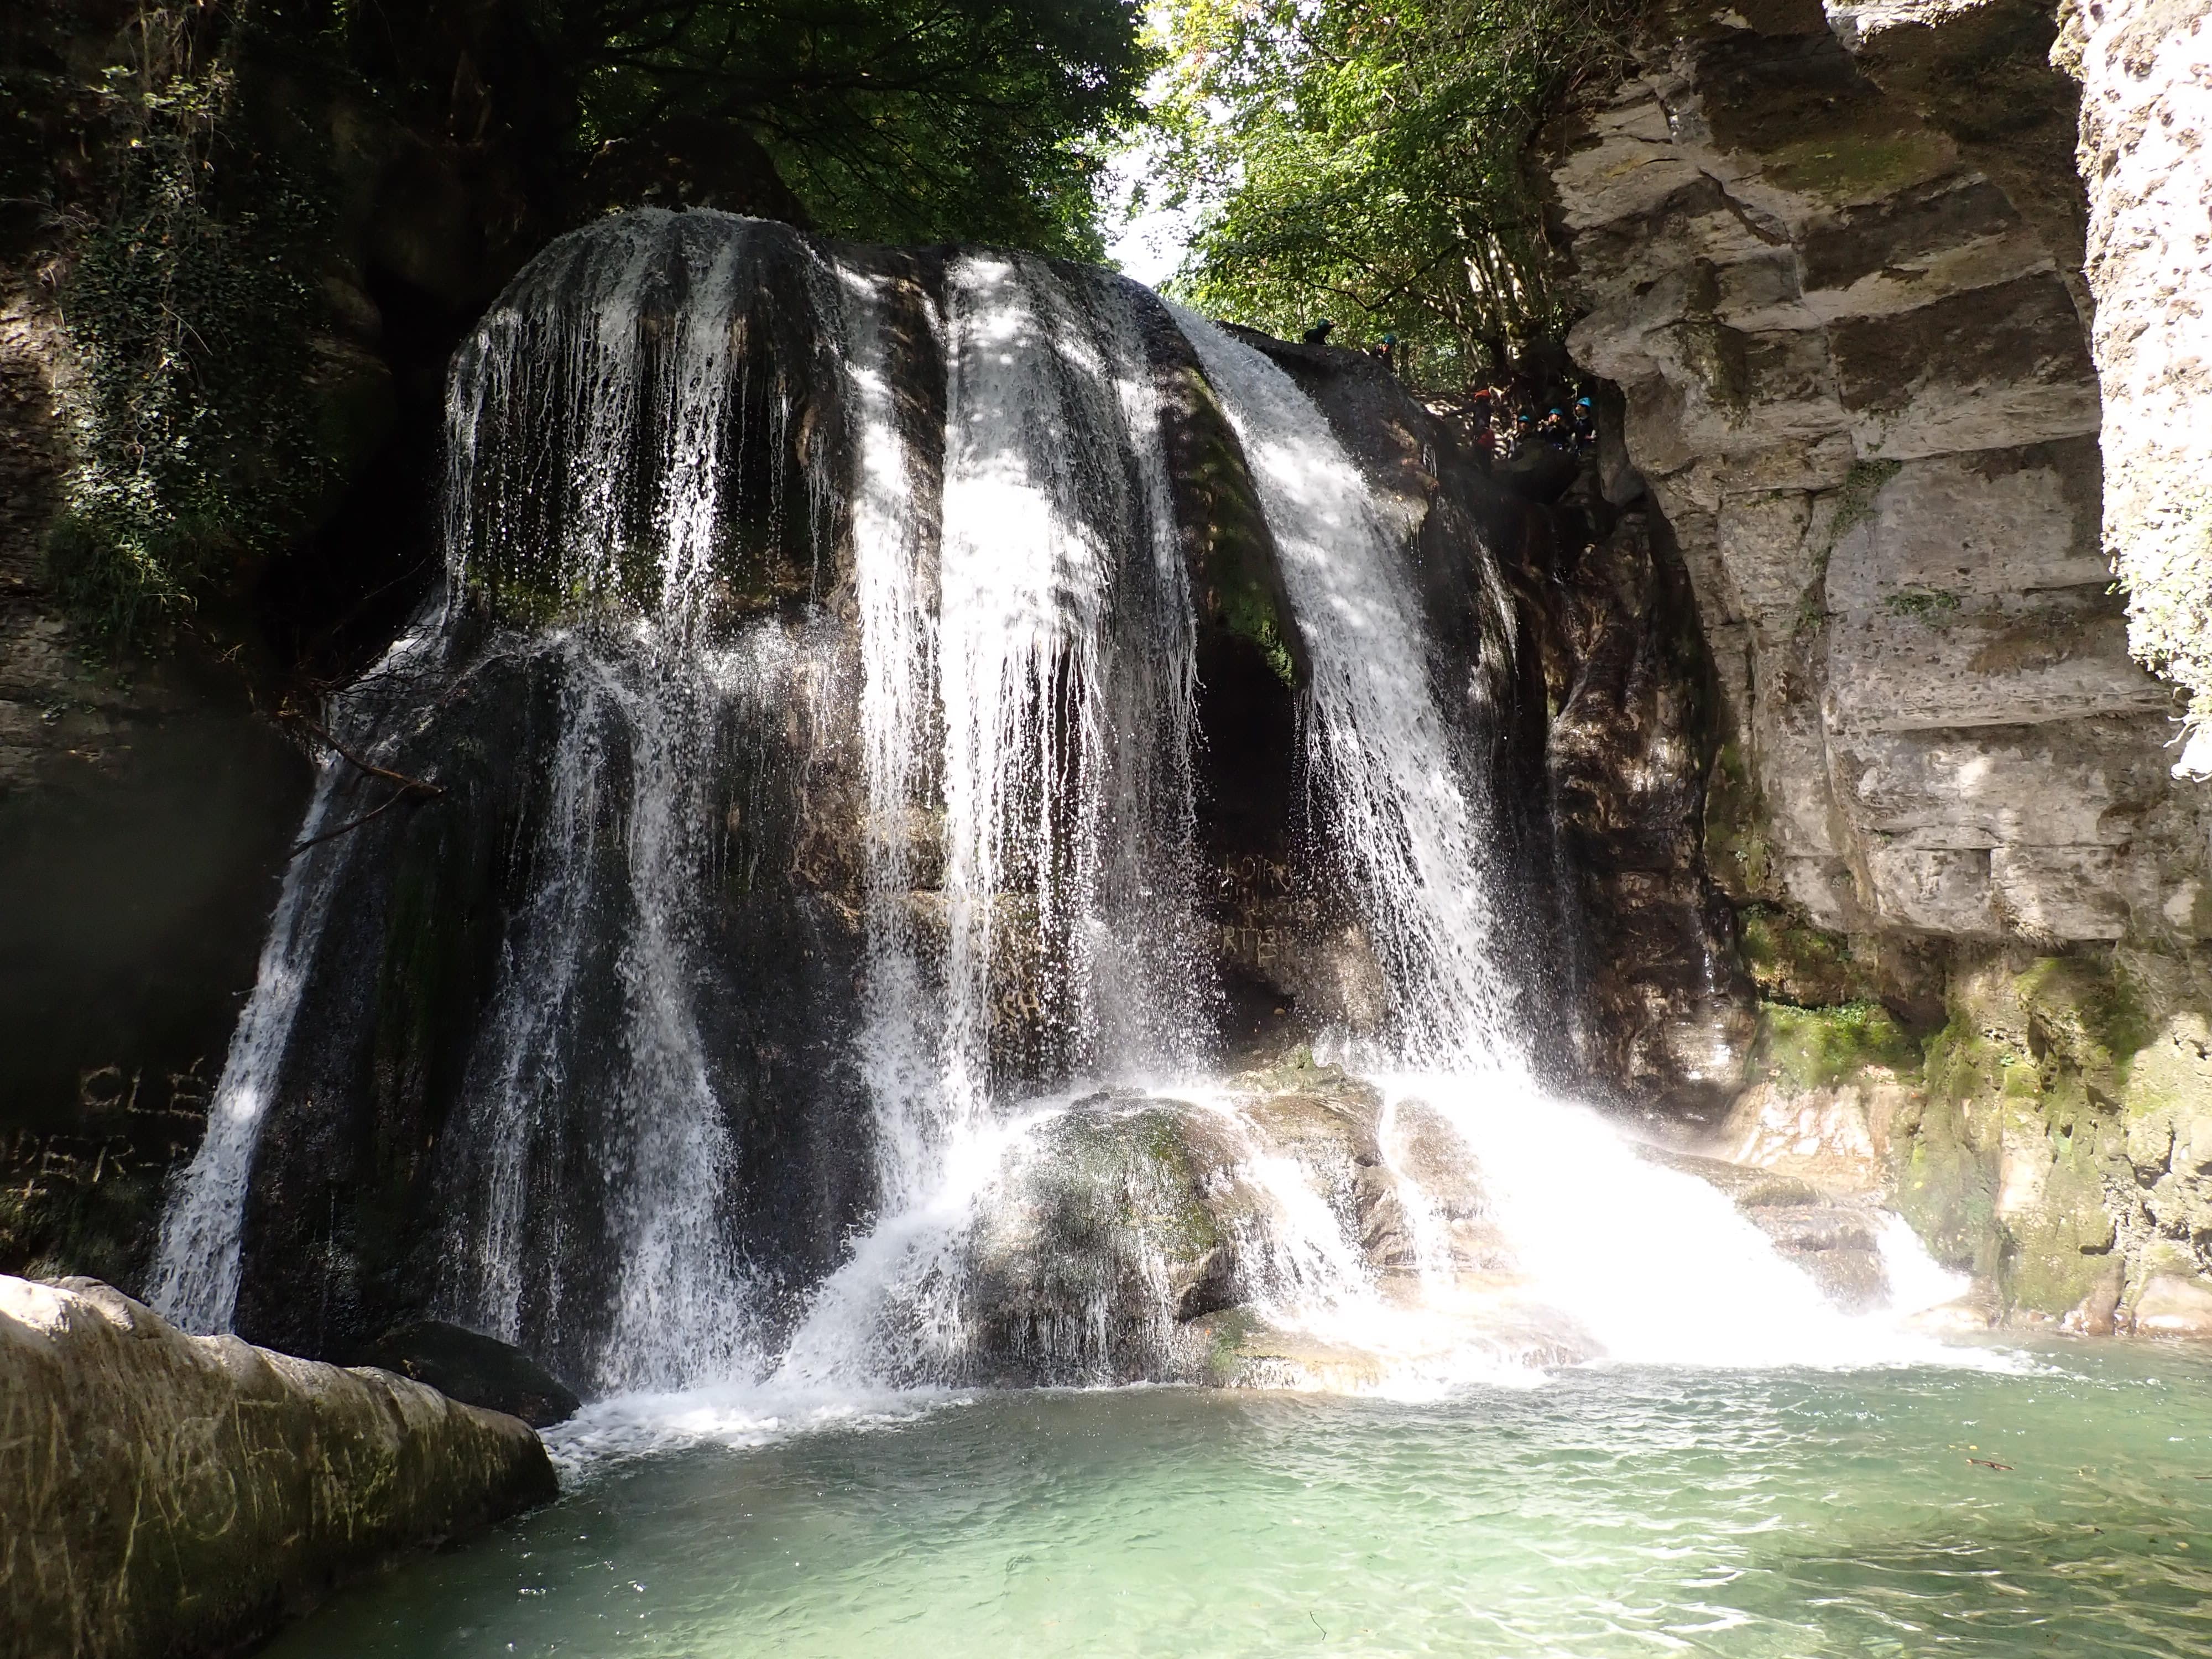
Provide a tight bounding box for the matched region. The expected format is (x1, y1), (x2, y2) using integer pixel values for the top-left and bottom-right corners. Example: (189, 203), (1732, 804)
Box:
(1141, 0), (1630, 384)
(331, 0), (1152, 254)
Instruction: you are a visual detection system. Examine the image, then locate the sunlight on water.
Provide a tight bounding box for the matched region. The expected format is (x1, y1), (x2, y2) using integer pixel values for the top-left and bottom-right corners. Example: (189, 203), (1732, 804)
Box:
(270, 1343), (2212, 1659)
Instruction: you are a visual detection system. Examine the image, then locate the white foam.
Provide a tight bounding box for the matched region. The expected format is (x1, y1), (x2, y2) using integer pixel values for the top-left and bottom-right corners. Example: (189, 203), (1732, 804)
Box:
(546, 1380), (977, 1477)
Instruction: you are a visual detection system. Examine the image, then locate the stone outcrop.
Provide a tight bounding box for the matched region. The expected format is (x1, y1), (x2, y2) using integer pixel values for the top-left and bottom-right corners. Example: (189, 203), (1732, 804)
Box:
(1, 1274), (556, 1659)
(942, 1063), (1598, 1387)
(2055, 0), (2212, 770)
(1551, 0), (2205, 949)
(354, 1319), (582, 1428)
(1546, 0), (2212, 1325)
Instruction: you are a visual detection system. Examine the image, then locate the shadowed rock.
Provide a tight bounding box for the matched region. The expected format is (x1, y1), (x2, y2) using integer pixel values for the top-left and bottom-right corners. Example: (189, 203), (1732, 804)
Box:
(355, 1318), (582, 1428)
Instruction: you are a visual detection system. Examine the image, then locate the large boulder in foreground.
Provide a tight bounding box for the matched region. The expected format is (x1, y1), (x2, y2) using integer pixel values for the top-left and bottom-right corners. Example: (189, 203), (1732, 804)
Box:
(1, 1275), (556, 1659)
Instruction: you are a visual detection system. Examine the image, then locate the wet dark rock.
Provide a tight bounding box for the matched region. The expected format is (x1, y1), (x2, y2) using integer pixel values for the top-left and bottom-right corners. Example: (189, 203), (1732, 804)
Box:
(356, 1319), (581, 1427)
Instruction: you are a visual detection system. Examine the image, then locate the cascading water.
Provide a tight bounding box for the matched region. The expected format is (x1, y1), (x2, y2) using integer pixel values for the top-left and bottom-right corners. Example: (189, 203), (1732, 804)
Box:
(1172, 307), (1517, 1074)
(150, 209), (1967, 1411)
(148, 607), (455, 1337)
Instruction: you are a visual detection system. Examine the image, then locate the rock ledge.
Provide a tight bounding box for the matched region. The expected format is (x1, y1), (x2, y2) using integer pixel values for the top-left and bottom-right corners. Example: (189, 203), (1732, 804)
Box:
(1, 1275), (556, 1659)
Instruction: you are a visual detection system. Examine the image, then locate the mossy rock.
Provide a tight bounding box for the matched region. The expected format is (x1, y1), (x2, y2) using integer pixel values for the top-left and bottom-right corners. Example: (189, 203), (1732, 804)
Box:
(1738, 906), (1880, 1007)
(2122, 1015), (2212, 1127)
(1754, 1000), (1919, 1092)
(1762, 131), (1955, 204)
(1889, 1089), (1999, 1276)
(1159, 361), (1305, 687)
(1999, 1089), (2122, 1317)
(955, 1097), (1235, 1383)
(1704, 743), (1776, 902)
(2013, 955), (2152, 1080)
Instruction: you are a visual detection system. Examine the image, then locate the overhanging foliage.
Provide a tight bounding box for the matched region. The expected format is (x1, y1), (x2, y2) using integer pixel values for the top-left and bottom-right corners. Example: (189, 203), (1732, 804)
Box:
(1142, 0), (1634, 384)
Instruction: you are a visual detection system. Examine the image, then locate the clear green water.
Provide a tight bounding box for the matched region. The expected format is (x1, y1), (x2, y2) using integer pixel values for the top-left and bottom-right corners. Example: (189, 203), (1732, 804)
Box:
(272, 1345), (2212, 1658)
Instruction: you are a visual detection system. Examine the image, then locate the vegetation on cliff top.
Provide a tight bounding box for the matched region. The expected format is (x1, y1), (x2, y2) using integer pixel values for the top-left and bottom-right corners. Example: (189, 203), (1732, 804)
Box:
(327, 0), (1150, 254)
(1139, 0), (1633, 385)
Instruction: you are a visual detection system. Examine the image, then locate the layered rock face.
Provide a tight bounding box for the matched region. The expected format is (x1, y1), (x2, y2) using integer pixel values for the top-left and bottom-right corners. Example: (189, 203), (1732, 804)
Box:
(1, 1274), (555, 1659)
(1554, 0), (2201, 947)
(1548, 0), (2212, 1326)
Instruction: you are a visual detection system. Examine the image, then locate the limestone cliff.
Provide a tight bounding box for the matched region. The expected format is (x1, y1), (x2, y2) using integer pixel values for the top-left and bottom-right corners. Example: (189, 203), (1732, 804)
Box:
(1553, 0), (2200, 945)
(1546, 0), (2212, 1327)
(2056, 0), (2212, 773)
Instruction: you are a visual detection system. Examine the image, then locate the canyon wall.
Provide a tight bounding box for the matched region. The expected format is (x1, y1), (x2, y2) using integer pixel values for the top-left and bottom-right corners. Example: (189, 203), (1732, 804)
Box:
(1548, 0), (2212, 1326)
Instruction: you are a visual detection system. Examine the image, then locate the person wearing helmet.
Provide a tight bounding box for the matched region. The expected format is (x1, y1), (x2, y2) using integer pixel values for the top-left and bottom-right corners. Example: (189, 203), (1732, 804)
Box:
(1301, 318), (1334, 345)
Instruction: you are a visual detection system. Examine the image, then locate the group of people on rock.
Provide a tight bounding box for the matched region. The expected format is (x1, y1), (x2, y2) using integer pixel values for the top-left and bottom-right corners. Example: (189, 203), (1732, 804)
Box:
(1300, 317), (1402, 373)
(1464, 383), (1595, 465)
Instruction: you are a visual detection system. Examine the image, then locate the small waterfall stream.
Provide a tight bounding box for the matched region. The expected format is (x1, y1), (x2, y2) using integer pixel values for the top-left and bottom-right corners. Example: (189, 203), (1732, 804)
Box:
(1173, 309), (1515, 1073)
(149, 210), (1961, 1399)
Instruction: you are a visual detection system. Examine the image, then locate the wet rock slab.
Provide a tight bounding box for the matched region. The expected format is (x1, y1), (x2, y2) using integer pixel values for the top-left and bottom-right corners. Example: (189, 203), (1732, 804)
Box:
(1, 1275), (556, 1659)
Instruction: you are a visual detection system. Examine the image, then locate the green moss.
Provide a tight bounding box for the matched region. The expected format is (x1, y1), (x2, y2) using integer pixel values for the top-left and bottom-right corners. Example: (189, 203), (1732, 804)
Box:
(1890, 1089), (1999, 1276)
(1169, 362), (1303, 687)
(1198, 1306), (1265, 1386)
(1703, 741), (1774, 901)
(2014, 955), (2152, 1079)
(1828, 459), (1902, 547)
(1999, 1086), (2122, 1317)
(1883, 587), (1961, 624)
(1755, 999), (1919, 1092)
(1043, 1105), (1222, 1266)
(1737, 905), (1879, 1006)
(1762, 132), (1953, 204)
(2121, 1027), (2212, 1124)
(1899, 980), (2179, 1311)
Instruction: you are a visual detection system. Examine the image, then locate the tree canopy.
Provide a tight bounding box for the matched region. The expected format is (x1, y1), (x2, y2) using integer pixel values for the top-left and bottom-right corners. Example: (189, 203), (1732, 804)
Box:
(1140, 0), (1631, 384)
(328, 0), (1152, 254)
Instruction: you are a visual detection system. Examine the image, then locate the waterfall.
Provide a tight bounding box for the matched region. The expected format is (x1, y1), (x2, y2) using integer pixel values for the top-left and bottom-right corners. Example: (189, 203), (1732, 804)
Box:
(932, 252), (1199, 1120)
(838, 260), (945, 1212)
(777, 252), (1206, 1385)
(1171, 309), (1518, 1074)
(147, 761), (347, 1334)
(149, 210), (1962, 1402)
(148, 606), (453, 1335)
